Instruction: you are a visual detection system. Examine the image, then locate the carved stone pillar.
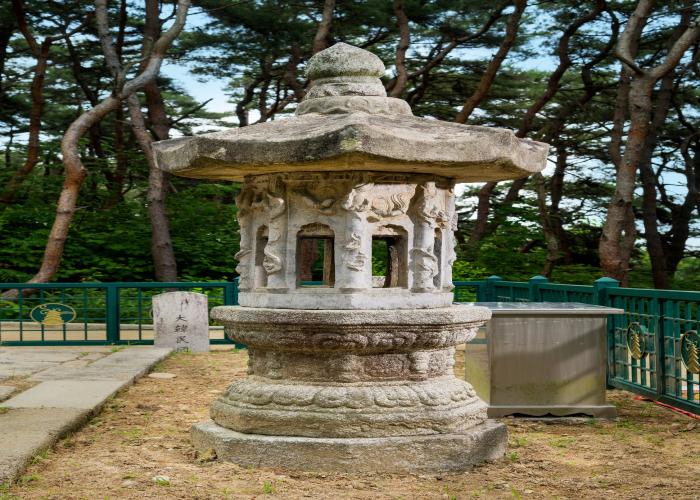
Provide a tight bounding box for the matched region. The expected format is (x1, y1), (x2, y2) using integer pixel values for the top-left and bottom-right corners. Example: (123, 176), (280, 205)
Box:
(233, 187), (254, 291)
(263, 176), (287, 290)
(411, 182), (440, 292)
(337, 179), (370, 290)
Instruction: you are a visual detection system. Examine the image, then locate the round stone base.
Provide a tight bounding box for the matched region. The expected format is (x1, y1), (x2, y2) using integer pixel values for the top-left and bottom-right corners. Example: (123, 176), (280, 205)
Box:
(191, 419), (507, 473)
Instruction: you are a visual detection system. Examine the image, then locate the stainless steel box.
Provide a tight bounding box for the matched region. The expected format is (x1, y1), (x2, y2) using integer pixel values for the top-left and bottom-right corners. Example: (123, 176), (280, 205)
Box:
(463, 302), (623, 418)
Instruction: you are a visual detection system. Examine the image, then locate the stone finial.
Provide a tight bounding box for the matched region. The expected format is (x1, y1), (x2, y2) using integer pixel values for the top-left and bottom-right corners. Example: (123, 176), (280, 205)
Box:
(297, 42), (412, 116)
(306, 42), (385, 80)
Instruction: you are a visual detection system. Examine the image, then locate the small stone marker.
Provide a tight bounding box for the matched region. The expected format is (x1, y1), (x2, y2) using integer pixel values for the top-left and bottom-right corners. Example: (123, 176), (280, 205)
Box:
(147, 372), (177, 379)
(152, 291), (209, 352)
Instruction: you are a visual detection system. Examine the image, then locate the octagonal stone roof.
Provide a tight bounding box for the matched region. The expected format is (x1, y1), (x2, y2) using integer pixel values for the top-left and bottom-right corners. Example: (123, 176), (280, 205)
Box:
(153, 43), (548, 182)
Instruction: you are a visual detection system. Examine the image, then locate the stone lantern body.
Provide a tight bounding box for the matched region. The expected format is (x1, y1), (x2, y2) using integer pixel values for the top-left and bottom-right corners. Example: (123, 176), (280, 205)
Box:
(154, 43), (548, 472)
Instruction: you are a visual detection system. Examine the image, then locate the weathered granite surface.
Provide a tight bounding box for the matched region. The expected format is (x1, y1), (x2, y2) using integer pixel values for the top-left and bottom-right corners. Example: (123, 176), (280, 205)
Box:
(152, 43), (548, 183)
(154, 42), (538, 473)
(153, 291), (209, 352)
(210, 307), (490, 438)
(191, 419), (508, 473)
(233, 171), (460, 309)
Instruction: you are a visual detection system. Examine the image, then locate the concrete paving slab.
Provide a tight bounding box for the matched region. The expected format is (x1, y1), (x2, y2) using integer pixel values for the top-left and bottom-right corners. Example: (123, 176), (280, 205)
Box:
(0, 350), (82, 363)
(88, 348), (171, 376)
(80, 352), (106, 361)
(0, 362), (59, 378)
(29, 365), (139, 382)
(0, 407), (89, 484)
(59, 360), (91, 369)
(0, 346), (172, 483)
(93, 347), (172, 361)
(1, 363), (60, 371)
(0, 386), (15, 401)
(1, 380), (126, 410)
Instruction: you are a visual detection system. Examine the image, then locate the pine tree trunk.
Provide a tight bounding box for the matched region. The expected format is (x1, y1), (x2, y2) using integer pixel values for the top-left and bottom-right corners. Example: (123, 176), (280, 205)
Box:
(600, 77), (655, 284)
(127, 88), (178, 283)
(140, 7), (178, 282)
(24, 96), (121, 287)
(638, 71), (675, 289)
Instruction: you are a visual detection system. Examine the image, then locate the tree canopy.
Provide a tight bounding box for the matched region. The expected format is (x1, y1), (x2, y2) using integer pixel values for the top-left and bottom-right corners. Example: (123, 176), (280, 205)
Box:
(1, 0), (699, 290)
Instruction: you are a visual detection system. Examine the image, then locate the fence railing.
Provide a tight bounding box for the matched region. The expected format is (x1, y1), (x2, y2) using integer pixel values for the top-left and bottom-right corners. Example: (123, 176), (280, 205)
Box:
(2, 276), (698, 414)
(0, 281), (237, 346)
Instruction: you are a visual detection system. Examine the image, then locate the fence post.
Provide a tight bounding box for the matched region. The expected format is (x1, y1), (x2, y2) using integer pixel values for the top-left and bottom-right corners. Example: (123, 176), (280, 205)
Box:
(224, 280), (236, 305)
(593, 277), (619, 387)
(484, 275), (502, 302)
(528, 275), (548, 302)
(105, 284), (120, 344)
(593, 277), (619, 306)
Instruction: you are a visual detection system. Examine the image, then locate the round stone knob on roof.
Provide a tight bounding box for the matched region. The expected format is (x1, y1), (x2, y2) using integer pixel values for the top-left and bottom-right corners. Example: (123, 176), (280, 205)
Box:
(306, 42), (385, 79)
(298, 42), (412, 115)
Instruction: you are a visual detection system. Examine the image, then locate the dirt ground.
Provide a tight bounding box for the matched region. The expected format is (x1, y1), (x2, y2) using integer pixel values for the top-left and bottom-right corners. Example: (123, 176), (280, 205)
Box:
(4, 348), (699, 500)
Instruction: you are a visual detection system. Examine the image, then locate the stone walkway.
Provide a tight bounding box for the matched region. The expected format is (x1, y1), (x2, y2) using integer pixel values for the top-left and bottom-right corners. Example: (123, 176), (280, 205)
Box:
(0, 346), (171, 484)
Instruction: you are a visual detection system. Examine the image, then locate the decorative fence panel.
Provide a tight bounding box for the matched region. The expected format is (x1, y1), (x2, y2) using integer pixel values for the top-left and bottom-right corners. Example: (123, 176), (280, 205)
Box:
(605, 288), (700, 414)
(493, 281), (530, 302)
(538, 283), (595, 304)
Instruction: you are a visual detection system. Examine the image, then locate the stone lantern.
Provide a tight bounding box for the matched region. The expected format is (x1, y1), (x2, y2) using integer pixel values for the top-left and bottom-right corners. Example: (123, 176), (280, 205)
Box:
(153, 43), (548, 472)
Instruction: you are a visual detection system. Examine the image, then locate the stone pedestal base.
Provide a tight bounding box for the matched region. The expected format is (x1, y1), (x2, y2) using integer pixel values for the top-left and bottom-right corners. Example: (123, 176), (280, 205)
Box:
(191, 419), (507, 473)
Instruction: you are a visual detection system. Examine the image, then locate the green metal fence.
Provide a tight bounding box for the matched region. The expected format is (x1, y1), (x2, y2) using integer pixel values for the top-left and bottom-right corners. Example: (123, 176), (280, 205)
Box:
(0, 282), (237, 346)
(2, 276), (698, 414)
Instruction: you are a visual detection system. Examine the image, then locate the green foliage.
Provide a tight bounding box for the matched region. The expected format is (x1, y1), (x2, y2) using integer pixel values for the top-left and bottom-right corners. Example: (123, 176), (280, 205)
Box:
(672, 258), (700, 290)
(0, 0), (698, 291)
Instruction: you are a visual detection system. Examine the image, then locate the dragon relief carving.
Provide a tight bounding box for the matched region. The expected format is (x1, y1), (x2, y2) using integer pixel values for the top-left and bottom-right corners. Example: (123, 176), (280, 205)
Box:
(294, 179), (343, 215)
(341, 177), (415, 222)
(412, 248), (439, 289)
(261, 176), (286, 275)
(414, 182), (450, 228)
(234, 185), (258, 289)
(234, 248), (252, 289)
(410, 182), (451, 289)
(446, 211), (459, 269)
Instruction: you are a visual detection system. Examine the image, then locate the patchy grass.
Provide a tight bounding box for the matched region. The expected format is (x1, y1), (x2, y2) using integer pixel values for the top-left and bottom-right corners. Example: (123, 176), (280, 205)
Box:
(5, 349), (699, 499)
